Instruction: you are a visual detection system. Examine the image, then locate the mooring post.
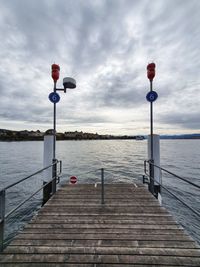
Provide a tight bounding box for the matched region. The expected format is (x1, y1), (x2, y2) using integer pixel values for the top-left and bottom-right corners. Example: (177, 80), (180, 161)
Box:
(101, 168), (105, 204)
(43, 131), (54, 201)
(42, 181), (52, 206)
(148, 134), (161, 202)
(0, 190), (5, 252)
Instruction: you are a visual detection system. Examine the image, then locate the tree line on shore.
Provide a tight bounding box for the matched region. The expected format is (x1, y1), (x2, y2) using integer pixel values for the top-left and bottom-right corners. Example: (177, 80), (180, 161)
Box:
(0, 129), (143, 141)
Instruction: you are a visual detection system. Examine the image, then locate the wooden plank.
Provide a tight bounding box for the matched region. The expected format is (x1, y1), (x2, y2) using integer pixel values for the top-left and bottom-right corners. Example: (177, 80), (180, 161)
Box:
(33, 213), (173, 219)
(13, 233), (194, 241)
(21, 228), (185, 235)
(0, 264), (193, 267)
(45, 202), (160, 206)
(38, 211), (168, 216)
(1, 253), (200, 265)
(30, 219), (179, 225)
(10, 239), (198, 248)
(0, 264), (168, 267)
(25, 223), (182, 229)
(4, 246), (200, 257)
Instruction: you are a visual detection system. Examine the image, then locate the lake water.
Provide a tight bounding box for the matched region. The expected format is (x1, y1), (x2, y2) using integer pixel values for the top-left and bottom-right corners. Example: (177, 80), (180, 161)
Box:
(0, 139), (200, 245)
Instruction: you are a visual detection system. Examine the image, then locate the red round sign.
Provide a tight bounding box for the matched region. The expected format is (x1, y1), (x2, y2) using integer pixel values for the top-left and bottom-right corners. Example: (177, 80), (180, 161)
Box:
(70, 176), (77, 184)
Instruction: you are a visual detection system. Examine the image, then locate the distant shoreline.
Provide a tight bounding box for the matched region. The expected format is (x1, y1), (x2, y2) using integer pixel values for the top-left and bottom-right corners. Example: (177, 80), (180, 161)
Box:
(0, 129), (199, 141)
(0, 129), (144, 141)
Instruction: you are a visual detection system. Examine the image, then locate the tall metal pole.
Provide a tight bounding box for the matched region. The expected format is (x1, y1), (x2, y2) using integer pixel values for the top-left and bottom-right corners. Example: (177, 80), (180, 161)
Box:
(150, 80), (153, 160)
(53, 81), (56, 160)
(52, 82), (57, 194)
(149, 80), (154, 194)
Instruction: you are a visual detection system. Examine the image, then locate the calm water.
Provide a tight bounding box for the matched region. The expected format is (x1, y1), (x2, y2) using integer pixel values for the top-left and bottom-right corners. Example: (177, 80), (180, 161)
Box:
(0, 140), (200, 245)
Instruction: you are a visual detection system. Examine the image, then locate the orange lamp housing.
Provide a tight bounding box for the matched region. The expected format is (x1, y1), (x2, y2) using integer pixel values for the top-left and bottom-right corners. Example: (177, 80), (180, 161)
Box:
(51, 64), (60, 82)
(147, 62), (156, 81)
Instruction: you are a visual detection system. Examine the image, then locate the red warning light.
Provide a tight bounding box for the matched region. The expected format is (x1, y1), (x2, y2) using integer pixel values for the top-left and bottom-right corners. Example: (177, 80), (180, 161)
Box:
(51, 64), (60, 82)
(147, 63), (156, 81)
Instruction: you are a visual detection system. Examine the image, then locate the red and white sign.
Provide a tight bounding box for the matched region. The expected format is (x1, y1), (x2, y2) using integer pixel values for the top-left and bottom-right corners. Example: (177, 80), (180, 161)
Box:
(70, 176), (77, 184)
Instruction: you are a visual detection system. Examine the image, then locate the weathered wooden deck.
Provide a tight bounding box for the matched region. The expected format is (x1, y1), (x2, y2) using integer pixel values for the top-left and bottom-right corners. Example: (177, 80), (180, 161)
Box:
(1, 183), (200, 266)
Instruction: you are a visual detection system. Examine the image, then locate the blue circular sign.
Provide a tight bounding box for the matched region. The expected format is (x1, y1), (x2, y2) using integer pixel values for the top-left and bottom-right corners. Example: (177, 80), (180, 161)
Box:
(49, 92), (60, 103)
(146, 91), (158, 102)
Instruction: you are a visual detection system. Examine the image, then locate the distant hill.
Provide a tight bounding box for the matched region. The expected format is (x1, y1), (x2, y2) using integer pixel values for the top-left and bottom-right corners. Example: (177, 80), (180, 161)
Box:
(0, 129), (44, 141)
(160, 134), (200, 139)
(0, 129), (145, 141)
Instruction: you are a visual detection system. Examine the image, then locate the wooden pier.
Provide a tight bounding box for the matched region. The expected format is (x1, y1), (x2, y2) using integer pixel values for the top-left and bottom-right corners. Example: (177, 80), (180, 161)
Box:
(1, 183), (200, 266)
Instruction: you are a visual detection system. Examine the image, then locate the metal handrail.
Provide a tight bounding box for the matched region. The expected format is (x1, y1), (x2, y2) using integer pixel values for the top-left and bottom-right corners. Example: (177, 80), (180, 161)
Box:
(144, 160), (200, 189)
(144, 171), (200, 218)
(160, 182), (200, 218)
(144, 160), (200, 218)
(63, 168), (105, 204)
(5, 175), (59, 219)
(0, 160), (62, 252)
(3, 161), (61, 191)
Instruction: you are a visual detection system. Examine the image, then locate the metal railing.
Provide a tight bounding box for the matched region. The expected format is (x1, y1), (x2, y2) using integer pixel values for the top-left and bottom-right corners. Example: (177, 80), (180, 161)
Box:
(63, 168), (105, 204)
(0, 160), (62, 252)
(63, 166), (139, 205)
(143, 160), (200, 218)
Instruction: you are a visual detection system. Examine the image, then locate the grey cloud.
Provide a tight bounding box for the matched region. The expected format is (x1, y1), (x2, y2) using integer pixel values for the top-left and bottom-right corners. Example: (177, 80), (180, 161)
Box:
(59, 114), (110, 125)
(0, 95), (52, 124)
(81, 67), (147, 109)
(92, 83), (145, 109)
(158, 112), (200, 130)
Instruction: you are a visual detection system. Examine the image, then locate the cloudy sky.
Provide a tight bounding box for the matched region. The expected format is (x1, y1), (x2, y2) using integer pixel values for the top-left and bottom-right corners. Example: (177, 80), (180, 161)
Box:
(0, 0), (199, 135)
